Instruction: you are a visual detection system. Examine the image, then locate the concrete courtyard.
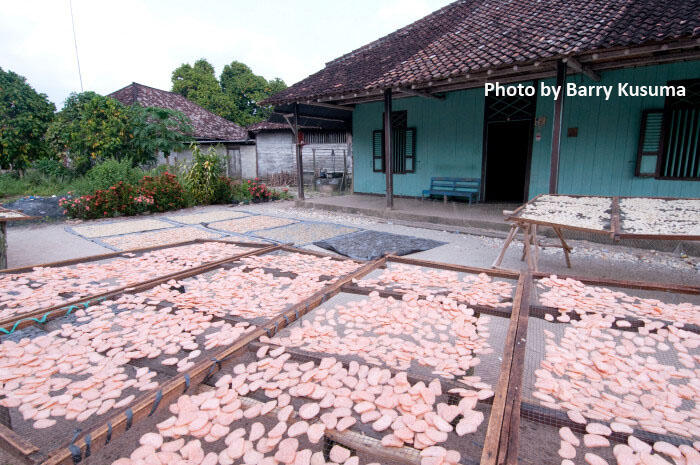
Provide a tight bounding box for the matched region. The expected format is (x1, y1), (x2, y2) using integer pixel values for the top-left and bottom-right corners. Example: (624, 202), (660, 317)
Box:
(6, 199), (699, 287)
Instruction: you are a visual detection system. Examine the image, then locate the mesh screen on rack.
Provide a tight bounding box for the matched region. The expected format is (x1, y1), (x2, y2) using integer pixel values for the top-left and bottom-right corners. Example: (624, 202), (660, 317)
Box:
(251, 261), (517, 464)
(142, 249), (363, 325)
(90, 341), (490, 465)
(352, 262), (516, 309)
(0, 241), (253, 322)
(518, 276), (700, 465)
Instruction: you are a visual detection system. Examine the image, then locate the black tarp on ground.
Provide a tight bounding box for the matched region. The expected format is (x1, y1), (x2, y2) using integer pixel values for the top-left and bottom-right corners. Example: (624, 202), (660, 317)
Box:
(2, 196), (65, 222)
(314, 230), (446, 261)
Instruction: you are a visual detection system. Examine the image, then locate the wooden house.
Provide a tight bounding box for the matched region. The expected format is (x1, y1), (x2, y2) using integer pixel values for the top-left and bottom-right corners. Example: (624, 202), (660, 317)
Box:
(246, 121), (353, 179)
(109, 82), (257, 178)
(264, 0), (700, 204)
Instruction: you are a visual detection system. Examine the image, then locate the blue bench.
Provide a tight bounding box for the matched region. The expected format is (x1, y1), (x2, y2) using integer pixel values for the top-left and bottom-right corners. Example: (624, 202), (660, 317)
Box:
(422, 177), (481, 204)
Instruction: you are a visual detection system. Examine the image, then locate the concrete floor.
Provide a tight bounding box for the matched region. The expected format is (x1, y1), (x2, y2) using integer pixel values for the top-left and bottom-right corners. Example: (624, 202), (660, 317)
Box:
(7, 202), (697, 286)
(298, 194), (700, 255)
(299, 194), (519, 231)
(6, 222), (110, 268)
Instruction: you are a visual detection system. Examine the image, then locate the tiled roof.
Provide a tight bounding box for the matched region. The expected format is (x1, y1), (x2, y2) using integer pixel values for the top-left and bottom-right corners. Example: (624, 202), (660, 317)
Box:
(246, 121), (324, 134)
(109, 83), (248, 141)
(266, 0), (700, 104)
(246, 121), (291, 132)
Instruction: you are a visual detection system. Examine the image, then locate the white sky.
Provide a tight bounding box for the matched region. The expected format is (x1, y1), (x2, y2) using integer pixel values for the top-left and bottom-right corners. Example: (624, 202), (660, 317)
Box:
(0, 0), (453, 108)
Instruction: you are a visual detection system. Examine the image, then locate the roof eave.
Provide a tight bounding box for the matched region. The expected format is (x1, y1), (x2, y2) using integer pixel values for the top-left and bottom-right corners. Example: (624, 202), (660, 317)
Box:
(268, 37), (700, 106)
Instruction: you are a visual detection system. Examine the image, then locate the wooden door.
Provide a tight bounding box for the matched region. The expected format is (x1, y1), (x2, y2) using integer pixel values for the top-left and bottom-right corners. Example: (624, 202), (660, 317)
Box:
(227, 148), (241, 178)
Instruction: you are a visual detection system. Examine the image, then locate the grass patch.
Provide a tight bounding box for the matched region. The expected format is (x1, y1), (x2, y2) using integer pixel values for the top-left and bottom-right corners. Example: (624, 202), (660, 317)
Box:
(0, 172), (78, 202)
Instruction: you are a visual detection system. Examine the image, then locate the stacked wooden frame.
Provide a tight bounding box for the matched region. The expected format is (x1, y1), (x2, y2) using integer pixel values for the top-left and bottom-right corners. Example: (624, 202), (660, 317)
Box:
(493, 194), (700, 270)
(0, 240), (697, 465)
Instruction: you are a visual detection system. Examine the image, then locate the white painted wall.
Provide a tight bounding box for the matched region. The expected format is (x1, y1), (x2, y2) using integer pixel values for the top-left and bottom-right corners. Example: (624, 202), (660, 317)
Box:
(254, 131), (352, 177)
(158, 143), (228, 168)
(301, 143), (352, 174)
(240, 144), (256, 179)
(157, 143), (255, 179)
(255, 131), (296, 177)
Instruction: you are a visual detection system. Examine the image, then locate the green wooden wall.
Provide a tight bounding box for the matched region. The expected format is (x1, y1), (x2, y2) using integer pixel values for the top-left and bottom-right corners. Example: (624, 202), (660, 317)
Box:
(353, 88), (485, 196)
(352, 60), (700, 199)
(529, 61), (700, 198)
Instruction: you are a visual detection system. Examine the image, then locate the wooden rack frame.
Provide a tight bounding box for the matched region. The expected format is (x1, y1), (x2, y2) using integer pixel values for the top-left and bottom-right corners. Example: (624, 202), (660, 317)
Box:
(485, 272), (700, 465)
(0, 206), (38, 223)
(0, 239), (276, 334)
(0, 206), (40, 269)
(493, 194), (700, 270)
(0, 247), (697, 465)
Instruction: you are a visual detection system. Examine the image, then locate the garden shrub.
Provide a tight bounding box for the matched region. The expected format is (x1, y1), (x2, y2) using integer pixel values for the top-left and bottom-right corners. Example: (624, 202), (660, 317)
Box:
(33, 158), (72, 181)
(60, 181), (148, 220)
(230, 180), (252, 204)
(58, 153), (290, 219)
(75, 158), (143, 195)
(61, 172), (188, 219)
(138, 172), (187, 212)
(183, 146), (223, 205)
(246, 178), (280, 202)
(211, 175), (235, 204)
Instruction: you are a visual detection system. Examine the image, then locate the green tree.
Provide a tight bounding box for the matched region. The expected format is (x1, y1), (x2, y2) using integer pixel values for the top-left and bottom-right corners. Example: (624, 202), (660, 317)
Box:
(220, 61), (287, 125)
(0, 67), (56, 172)
(171, 59), (286, 126)
(130, 105), (193, 164)
(47, 92), (133, 174)
(171, 59), (229, 118)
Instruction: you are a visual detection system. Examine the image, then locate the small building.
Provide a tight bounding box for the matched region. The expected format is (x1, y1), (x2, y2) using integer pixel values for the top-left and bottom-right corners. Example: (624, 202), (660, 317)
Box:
(246, 121), (353, 179)
(265, 0), (700, 203)
(109, 82), (257, 178)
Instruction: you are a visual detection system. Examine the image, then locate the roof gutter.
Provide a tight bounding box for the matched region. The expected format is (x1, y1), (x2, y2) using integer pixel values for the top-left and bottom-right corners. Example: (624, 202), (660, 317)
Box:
(192, 139), (254, 144)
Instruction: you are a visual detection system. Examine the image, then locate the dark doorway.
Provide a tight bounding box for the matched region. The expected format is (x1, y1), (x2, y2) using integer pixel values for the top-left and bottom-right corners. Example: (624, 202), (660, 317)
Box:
(484, 121), (531, 202)
(482, 94), (536, 203)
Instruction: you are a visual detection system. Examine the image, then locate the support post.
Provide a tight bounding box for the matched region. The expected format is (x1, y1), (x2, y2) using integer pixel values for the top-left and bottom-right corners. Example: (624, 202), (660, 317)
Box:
(312, 148), (317, 191)
(0, 223), (6, 269)
(549, 60), (567, 194)
(383, 89), (393, 209)
(347, 131), (353, 193)
(294, 103), (305, 200)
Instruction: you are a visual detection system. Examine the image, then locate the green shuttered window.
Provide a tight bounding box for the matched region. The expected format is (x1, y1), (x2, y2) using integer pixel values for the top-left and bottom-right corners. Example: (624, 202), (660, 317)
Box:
(660, 107), (700, 180)
(636, 79), (699, 180)
(635, 110), (664, 177)
(372, 130), (384, 172)
(372, 128), (417, 174)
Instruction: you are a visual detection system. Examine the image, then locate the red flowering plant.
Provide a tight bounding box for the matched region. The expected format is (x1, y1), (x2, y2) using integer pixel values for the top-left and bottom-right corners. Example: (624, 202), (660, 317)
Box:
(246, 178), (276, 202)
(138, 172), (187, 212)
(61, 172), (187, 219)
(60, 181), (142, 219)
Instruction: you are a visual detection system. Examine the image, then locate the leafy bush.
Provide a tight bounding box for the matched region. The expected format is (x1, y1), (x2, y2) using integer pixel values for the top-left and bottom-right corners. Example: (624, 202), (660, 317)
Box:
(0, 67), (55, 172)
(61, 170), (189, 219)
(33, 158), (72, 181)
(246, 178), (276, 202)
(138, 172), (187, 212)
(210, 175), (234, 204)
(230, 180), (252, 203)
(60, 181), (147, 220)
(47, 92), (193, 173)
(183, 146), (224, 205)
(74, 158), (144, 195)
